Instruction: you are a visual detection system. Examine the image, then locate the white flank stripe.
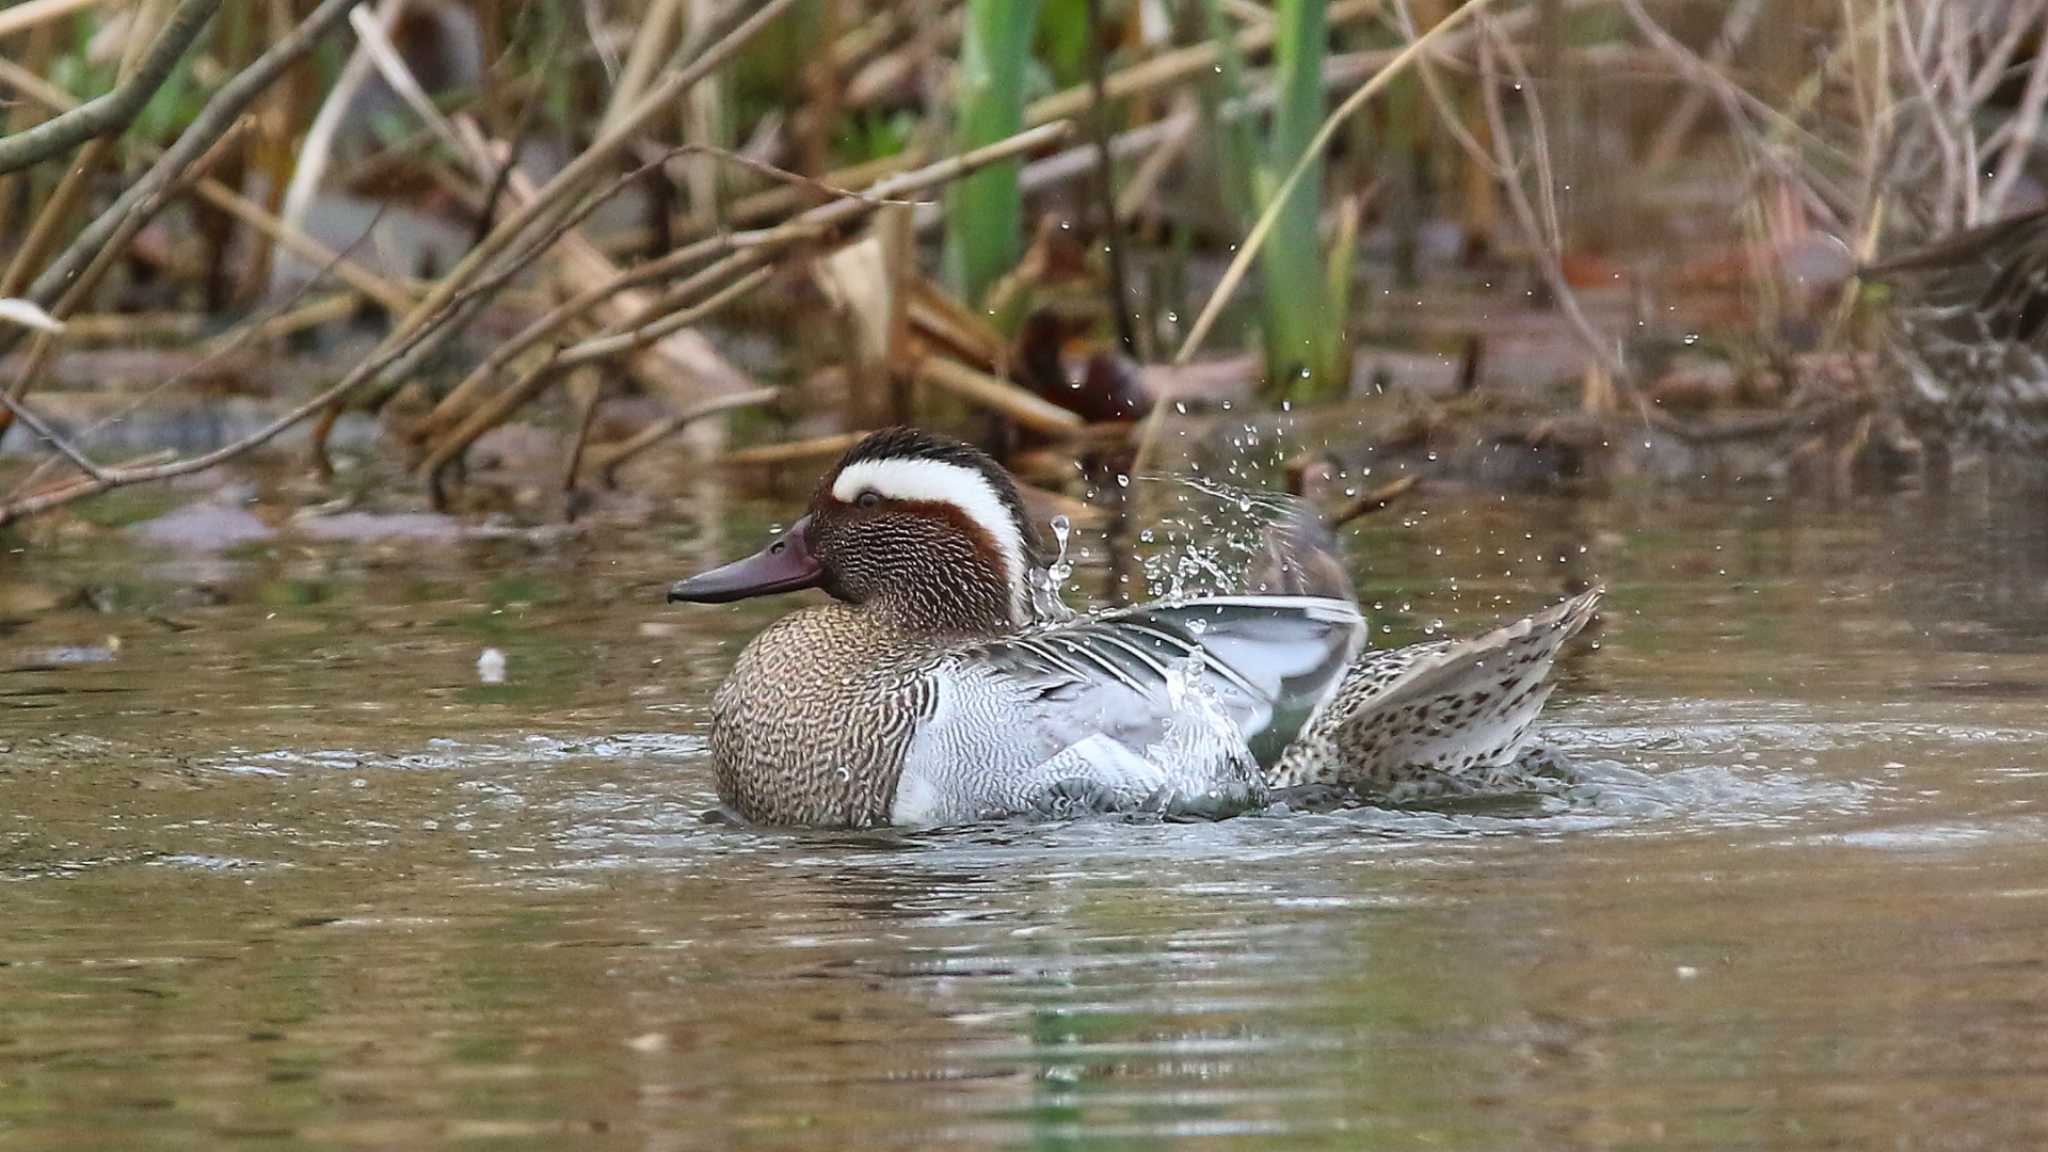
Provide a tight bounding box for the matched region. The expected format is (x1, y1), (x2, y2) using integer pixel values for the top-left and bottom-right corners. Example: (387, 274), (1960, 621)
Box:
(832, 457), (1028, 621)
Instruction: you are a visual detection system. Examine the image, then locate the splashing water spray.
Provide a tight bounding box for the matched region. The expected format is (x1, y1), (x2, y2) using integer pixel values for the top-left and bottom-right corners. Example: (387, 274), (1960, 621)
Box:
(1029, 514), (1078, 625)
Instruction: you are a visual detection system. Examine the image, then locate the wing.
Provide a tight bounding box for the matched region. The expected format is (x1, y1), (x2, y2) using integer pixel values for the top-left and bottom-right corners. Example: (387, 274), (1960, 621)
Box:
(983, 595), (1365, 762)
(1866, 206), (2048, 344)
(1866, 208), (2048, 447)
(888, 596), (1364, 825)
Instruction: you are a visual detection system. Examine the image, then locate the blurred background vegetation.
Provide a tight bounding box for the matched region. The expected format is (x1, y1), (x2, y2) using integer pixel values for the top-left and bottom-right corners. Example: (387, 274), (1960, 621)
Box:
(0, 0), (2042, 531)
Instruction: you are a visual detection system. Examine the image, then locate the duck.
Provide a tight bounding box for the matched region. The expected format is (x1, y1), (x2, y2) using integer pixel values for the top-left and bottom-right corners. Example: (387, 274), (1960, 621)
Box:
(667, 427), (1602, 828)
(1862, 205), (2048, 456)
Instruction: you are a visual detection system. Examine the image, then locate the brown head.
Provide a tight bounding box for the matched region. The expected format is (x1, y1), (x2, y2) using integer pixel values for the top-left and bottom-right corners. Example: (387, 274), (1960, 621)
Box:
(667, 428), (1040, 635)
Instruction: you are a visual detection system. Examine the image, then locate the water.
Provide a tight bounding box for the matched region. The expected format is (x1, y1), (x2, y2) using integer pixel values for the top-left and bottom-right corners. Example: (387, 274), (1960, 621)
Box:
(3, 483), (2047, 1149)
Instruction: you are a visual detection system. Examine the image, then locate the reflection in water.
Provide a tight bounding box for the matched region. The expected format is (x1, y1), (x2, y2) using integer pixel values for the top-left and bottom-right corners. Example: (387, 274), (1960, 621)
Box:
(1, 486), (2045, 1148)
(1889, 479), (2048, 650)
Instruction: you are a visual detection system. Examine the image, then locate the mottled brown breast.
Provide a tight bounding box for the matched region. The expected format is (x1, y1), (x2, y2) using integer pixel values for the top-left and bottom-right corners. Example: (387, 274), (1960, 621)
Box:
(708, 604), (932, 827)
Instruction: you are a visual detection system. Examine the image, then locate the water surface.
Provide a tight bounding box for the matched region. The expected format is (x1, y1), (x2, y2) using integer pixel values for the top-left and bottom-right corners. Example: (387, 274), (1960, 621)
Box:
(3, 482), (2045, 1149)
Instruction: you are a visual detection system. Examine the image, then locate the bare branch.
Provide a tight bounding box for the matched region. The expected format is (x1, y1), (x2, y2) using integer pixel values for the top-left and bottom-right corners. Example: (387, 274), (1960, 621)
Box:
(0, 0), (112, 39)
(0, 388), (107, 480)
(586, 387), (781, 483)
(555, 264), (775, 369)
(417, 266), (777, 495)
(1983, 7), (2048, 216)
(24, 0), (365, 310)
(0, 0), (219, 175)
(1477, 20), (1624, 382)
(2, 208), (389, 504)
(369, 0), (802, 357)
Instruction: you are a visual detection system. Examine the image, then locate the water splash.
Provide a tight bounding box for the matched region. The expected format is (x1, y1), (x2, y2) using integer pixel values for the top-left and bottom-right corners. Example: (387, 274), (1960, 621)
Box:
(1048, 514), (1073, 585)
(1163, 616), (1209, 712)
(1132, 474), (1312, 604)
(1028, 514), (1078, 624)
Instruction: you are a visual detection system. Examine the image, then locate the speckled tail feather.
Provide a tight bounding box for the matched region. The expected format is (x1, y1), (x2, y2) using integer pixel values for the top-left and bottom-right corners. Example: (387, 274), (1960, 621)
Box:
(1270, 589), (1602, 797)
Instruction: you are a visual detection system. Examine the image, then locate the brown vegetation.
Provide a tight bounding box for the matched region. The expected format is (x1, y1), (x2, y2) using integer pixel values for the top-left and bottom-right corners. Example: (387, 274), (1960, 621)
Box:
(1, 1), (2045, 531)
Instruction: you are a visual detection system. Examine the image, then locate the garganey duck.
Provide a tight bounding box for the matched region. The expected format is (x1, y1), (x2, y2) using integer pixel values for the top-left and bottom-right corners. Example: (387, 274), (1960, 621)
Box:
(668, 427), (1601, 828)
(1864, 204), (2048, 455)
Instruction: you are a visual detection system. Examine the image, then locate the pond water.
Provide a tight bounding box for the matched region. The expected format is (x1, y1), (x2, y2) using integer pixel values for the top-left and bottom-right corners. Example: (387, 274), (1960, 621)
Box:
(3, 477), (2046, 1149)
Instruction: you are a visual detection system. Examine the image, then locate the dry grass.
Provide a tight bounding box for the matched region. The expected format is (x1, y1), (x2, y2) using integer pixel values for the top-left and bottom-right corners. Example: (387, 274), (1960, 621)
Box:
(2, 0), (2046, 526)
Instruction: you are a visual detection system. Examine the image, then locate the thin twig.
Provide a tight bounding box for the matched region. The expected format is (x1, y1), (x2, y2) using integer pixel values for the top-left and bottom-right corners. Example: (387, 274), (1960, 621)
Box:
(558, 368), (606, 497)
(419, 122), (1070, 484)
(1083, 0), (1137, 356)
(473, 26), (557, 248)
(1, 287), (460, 525)
(189, 176), (417, 315)
(1477, 20), (1624, 381)
(0, 57), (79, 115)
(418, 265), (775, 495)
(417, 227), (769, 438)
(427, 124), (976, 440)
(297, 0), (794, 467)
(0, 0), (218, 175)
(0, 55), (414, 319)
(587, 385), (781, 482)
(1174, 0), (1505, 366)
(1643, 0), (1766, 174)
(0, 0), (112, 39)
(411, 142), (835, 438)
(555, 263), (774, 369)
(0, 0), (363, 448)
(0, 207), (387, 510)
(600, 0), (684, 135)
(653, 142), (930, 209)
(371, 0), (800, 357)
(0, 24), (1069, 525)
(1027, 0), (1381, 125)
(346, 3), (482, 169)
(1888, 0), (1961, 229)
(1388, 0), (1506, 181)
(0, 388), (107, 480)
(1983, 6), (2048, 216)
(0, 0), (168, 296)
(1965, 1), (2040, 108)
(23, 0), (365, 310)
(280, 0), (407, 231)
(1618, 0), (1858, 221)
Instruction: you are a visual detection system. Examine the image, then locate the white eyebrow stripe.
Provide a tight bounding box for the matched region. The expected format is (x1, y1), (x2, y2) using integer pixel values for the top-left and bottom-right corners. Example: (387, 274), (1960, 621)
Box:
(831, 457), (1028, 622)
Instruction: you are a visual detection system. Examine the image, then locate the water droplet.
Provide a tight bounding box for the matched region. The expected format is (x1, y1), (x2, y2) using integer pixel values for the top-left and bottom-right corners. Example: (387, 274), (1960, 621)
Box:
(1030, 514), (1078, 624)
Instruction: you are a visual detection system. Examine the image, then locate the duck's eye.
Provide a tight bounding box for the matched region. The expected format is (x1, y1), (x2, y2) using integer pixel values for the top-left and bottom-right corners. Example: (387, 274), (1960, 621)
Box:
(856, 491), (880, 509)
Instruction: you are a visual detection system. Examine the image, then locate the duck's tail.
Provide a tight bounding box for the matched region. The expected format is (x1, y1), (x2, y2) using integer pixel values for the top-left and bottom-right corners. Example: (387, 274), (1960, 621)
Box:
(1272, 588), (1602, 797)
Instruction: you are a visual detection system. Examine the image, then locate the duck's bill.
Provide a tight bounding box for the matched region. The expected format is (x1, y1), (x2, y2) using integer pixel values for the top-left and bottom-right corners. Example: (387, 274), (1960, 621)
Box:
(667, 515), (823, 604)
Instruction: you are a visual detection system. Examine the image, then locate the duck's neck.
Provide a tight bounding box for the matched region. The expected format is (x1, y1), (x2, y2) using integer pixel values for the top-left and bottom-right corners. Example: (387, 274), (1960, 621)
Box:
(861, 560), (1024, 638)
(867, 588), (1016, 638)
